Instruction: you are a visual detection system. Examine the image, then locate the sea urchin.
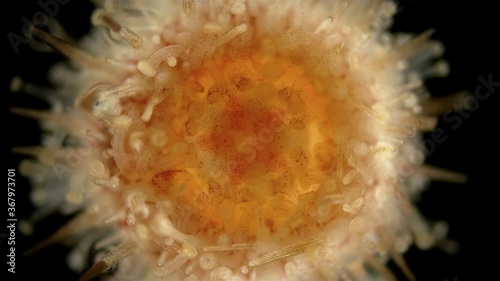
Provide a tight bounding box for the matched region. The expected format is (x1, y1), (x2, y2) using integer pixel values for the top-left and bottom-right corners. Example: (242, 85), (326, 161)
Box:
(13, 1), (466, 280)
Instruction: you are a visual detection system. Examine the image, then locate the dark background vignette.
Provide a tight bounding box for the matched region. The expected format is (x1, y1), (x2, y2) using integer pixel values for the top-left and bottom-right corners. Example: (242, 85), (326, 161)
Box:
(4, 1), (498, 280)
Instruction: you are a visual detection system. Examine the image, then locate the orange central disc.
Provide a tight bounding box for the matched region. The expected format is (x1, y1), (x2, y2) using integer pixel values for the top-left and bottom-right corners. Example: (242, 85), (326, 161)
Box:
(126, 49), (345, 242)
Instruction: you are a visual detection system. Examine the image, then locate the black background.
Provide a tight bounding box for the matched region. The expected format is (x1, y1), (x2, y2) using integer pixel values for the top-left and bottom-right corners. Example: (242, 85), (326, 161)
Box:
(3, 1), (499, 280)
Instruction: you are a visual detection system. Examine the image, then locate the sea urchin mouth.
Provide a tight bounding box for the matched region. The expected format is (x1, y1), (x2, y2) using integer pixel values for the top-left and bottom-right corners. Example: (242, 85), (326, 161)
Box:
(14, 1), (466, 280)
